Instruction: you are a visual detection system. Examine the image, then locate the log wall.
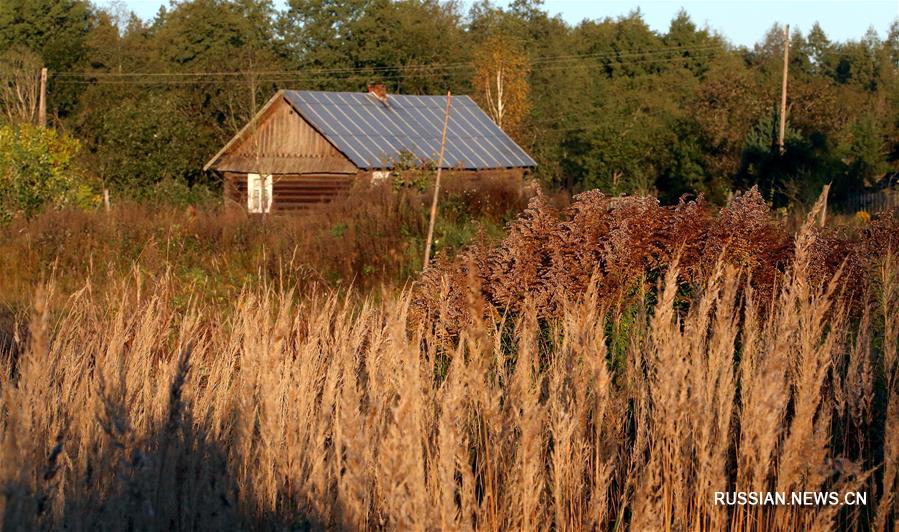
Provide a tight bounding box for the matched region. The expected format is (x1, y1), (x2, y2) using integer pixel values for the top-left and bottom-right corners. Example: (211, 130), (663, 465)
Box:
(225, 172), (356, 212)
(225, 167), (528, 213)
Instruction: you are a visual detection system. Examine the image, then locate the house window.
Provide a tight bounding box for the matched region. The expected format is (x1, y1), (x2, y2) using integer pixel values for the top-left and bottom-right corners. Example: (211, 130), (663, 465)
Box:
(371, 170), (391, 182)
(247, 173), (273, 213)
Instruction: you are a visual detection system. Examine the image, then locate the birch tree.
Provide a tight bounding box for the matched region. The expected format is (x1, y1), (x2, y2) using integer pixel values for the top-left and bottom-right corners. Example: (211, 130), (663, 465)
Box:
(472, 34), (530, 141)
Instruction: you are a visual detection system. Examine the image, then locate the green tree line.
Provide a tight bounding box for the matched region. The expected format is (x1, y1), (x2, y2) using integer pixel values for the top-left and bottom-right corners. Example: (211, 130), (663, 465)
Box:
(1, 0), (897, 208)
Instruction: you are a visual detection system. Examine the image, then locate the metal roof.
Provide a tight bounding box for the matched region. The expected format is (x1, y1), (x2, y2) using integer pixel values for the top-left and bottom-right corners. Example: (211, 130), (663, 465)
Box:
(281, 90), (536, 170)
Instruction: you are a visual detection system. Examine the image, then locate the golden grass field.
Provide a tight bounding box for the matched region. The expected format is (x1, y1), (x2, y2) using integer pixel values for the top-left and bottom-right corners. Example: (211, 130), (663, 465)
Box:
(1, 189), (898, 530)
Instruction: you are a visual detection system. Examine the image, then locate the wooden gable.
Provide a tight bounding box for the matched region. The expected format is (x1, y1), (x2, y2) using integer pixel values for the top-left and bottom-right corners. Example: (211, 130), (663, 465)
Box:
(205, 93), (358, 175)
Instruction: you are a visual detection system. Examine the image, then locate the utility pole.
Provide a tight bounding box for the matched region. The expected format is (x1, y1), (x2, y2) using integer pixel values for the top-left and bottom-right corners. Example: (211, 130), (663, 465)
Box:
(778, 24), (789, 154)
(38, 67), (47, 127)
(423, 91), (453, 269)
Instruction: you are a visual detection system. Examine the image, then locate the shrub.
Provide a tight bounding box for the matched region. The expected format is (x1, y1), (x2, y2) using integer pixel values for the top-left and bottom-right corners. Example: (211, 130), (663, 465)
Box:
(0, 124), (95, 221)
(413, 187), (898, 336)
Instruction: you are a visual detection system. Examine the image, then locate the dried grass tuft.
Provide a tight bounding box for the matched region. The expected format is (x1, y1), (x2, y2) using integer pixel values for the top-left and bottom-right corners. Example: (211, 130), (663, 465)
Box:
(1, 190), (897, 530)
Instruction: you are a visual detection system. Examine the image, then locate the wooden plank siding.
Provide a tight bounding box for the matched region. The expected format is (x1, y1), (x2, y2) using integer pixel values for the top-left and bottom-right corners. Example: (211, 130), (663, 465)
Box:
(213, 96), (357, 175)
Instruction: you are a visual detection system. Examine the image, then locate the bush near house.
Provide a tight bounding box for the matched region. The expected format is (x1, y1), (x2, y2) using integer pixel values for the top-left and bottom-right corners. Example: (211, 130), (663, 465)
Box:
(0, 124), (95, 221)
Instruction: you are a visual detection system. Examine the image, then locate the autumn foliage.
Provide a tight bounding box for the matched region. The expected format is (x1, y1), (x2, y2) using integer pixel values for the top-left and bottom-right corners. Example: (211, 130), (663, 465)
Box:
(413, 187), (899, 334)
(472, 34), (531, 143)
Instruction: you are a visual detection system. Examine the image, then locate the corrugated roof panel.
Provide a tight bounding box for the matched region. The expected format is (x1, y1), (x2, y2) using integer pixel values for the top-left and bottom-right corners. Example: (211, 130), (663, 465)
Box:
(282, 90), (536, 170)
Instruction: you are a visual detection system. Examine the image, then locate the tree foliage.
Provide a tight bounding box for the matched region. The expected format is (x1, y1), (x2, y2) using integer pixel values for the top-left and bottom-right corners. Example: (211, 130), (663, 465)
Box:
(0, 123), (95, 220)
(0, 0), (895, 209)
(472, 34), (531, 142)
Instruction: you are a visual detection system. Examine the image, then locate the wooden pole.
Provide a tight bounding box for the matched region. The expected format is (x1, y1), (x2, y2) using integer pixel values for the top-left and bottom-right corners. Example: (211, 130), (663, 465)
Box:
(820, 183), (829, 226)
(423, 91), (453, 268)
(38, 67), (47, 127)
(778, 24), (789, 154)
(103, 188), (110, 212)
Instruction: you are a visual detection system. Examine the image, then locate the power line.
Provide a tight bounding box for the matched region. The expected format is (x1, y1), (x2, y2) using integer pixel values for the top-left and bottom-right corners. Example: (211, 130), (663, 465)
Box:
(52, 43), (726, 79)
(52, 49), (725, 86)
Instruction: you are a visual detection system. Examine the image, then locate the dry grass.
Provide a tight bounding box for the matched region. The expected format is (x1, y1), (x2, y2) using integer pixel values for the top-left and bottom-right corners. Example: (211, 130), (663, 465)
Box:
(1, 190), (898, 530)
(0, 176), (529, 310)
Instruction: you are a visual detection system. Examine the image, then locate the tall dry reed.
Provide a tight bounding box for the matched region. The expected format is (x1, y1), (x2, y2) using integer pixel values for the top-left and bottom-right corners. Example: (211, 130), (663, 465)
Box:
(1, 193), (897, 531)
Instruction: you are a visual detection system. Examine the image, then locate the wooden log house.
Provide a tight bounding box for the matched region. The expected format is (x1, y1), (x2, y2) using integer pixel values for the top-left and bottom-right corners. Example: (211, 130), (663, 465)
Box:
(203, 85), (536, 212)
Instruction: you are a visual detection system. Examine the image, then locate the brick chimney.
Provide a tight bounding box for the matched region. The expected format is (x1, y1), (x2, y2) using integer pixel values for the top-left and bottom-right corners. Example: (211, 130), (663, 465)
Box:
(368, 83), (389, 104)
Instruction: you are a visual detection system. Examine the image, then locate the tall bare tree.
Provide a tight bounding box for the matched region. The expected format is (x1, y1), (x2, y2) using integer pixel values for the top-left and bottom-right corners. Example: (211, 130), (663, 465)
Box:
(0, 47), (43, 125)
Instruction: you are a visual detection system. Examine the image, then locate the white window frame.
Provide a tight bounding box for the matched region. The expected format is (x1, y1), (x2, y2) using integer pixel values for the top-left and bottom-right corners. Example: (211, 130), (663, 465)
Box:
(247, 173), (273, 213)
(371, 170), (391, 183)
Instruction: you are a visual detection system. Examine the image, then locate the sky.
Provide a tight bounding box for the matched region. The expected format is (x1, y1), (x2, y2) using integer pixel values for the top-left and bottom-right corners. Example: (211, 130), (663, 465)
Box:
(119, 0), (898, 47)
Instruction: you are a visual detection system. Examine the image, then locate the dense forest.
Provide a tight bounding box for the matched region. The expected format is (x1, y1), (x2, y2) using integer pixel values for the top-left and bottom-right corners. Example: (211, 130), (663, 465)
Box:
(1, 0), (898, 209)
(3, 5), (899, 529)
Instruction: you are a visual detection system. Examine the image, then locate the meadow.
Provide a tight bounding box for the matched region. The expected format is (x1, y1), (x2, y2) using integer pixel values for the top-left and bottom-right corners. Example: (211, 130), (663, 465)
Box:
(1, 185), (898, 531)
